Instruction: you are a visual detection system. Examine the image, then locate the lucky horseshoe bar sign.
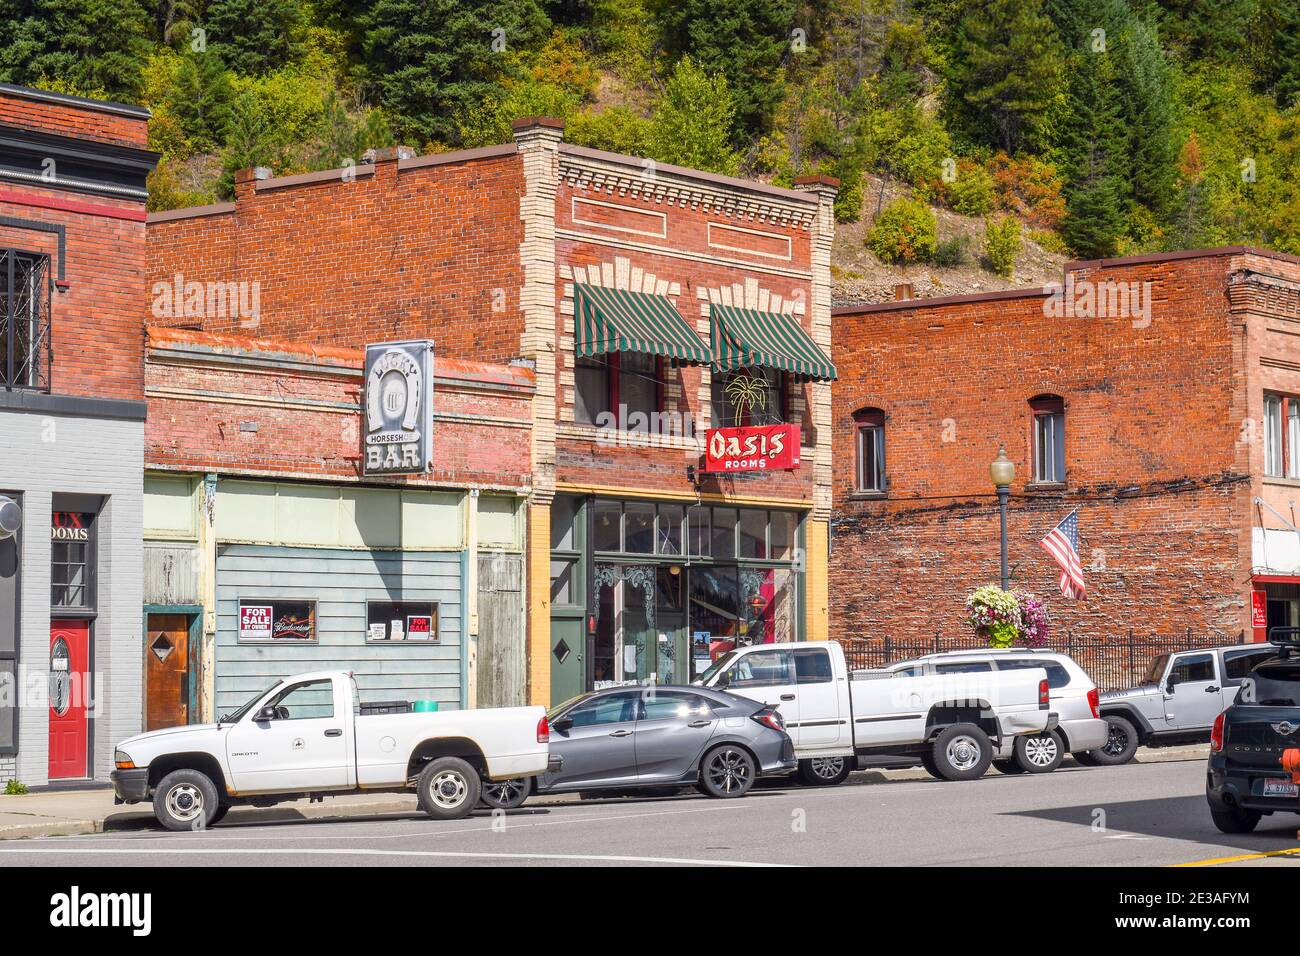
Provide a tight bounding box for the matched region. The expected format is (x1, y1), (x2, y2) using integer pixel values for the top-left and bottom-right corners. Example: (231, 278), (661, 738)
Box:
(702, 423), (801, 474)
(363, 340), (434, 476)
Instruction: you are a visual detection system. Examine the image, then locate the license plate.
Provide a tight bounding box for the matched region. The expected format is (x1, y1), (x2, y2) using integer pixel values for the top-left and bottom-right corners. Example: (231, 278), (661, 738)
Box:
(1262, 779), (1300, 798)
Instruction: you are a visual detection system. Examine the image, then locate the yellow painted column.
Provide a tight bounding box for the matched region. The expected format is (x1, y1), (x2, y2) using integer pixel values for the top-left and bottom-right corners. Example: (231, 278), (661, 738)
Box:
(804, 517), (830, 642)
(527, 502), (552, 706)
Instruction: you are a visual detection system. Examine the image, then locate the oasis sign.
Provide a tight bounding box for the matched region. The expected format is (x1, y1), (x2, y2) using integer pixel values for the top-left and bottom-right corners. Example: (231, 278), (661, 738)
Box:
(363, 340), (434, 476)
(703, 424), (800, 473)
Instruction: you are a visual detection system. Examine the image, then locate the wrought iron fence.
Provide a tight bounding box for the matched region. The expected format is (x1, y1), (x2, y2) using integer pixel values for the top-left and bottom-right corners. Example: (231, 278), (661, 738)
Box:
(1, 249), (52, 392)
(837, 629), (1248, 693)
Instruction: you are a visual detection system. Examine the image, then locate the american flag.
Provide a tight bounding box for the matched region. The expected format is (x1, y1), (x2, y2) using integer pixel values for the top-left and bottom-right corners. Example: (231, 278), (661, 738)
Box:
(1040, 509), (1086, 599)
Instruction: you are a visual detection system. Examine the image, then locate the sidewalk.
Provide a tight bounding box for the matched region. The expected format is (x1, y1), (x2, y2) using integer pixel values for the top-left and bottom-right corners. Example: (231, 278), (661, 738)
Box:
(0, 744), (1208, 840)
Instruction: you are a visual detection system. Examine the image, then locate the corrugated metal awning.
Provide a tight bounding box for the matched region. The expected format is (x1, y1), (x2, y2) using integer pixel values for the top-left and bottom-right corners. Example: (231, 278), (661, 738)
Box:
(710, 304), (837, 381)
(573, 284), (711, 364)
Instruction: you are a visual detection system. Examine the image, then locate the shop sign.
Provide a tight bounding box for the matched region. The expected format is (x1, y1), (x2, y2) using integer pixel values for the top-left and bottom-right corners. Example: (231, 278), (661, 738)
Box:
(1252, 590), (1267, 630)
(238, 601), (316, 642)
(363, 340), (434, 476)
(239, 604), (273, 640)
(51, 512), (92, 541)
(702, 424), (800, 473)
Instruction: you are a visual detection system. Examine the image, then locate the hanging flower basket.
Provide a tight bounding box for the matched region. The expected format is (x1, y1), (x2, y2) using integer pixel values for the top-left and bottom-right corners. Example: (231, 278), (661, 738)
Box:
(965, 586), (1050, 648)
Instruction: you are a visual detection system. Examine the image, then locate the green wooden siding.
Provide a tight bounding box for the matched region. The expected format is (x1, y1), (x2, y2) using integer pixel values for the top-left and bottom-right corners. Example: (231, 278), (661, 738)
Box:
(215, 544), (464, 715)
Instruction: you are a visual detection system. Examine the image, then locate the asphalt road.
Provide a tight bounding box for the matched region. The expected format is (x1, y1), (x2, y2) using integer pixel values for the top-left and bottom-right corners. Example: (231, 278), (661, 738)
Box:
(2, 759), (1298, 867)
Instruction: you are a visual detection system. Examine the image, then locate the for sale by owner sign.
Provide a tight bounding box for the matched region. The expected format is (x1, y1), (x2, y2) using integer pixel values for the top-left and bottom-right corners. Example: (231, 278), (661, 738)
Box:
(702, 424), (800, 473)
(239, 605), (272, 641)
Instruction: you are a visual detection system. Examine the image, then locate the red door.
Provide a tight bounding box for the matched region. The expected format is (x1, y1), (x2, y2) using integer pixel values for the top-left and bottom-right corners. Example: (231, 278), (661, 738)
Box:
(48, 620), (90, 779)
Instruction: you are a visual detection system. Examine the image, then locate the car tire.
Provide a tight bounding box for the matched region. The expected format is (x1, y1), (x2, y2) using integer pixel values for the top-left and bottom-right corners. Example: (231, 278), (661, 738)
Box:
(699, 745), (757, 798)
(1210, 806), (1261, 834)
(929, 723), (993, 781)
(208, 803), (231, 826)
(919, 751), (942, 779)
(992, 759), (1026, 775)
(1014, 730), (1065, 773)
(1088, 715), (1140, 766)
(416, 757), (481, 820)
(797, 756), (852, 787)
(153, 768), (220, 832)
(1071, 750), (1101, 767)
(479, 775), (531, 811)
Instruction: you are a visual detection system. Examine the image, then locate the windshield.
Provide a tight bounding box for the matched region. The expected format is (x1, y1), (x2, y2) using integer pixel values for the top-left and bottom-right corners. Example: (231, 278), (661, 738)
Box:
(1142, 654), (1169, 686)
(694, 652), (738, 686)
(219, 681), (281, 724)
(548, 694), (589, 721)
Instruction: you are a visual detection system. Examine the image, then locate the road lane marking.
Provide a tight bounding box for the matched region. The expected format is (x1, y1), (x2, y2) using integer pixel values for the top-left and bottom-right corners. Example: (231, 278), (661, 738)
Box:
(0, 846), (791, 867)
(1172, 846), (1300, 867)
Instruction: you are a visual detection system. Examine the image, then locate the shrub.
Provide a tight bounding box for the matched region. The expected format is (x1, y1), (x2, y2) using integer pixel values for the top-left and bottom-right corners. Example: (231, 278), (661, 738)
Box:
(1027, 228), (1069, 255)
(989, 151), (1066, 227)
(933, 236), (968, 267)
(4, 779), (28, 795)
(946, 159), (996, 216)
(885, 120), (953, 190)
(983, 215), (1022, 278)
(566, 106), (653, 156)
(868, 197), (938, 264)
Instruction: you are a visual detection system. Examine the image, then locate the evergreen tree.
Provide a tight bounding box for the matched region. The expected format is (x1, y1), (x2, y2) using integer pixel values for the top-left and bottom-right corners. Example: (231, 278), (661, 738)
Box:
(0, 0), (153, 99)
(1058, 48), (1128, 257)
(648, 57), (741, 175)
(945, 0), (1065, 153)
(649, 0), (797, 135)
(1157, 0), (1258, 62)
(203, 0), (304, 76)
(360, 0), (551, 145)
(167, 49), (233, 150)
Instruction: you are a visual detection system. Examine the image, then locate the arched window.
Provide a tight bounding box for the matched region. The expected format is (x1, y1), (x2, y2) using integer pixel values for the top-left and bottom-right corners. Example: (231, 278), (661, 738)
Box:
(1030, 395), (1065, 484)
(853, 408), (886, 494)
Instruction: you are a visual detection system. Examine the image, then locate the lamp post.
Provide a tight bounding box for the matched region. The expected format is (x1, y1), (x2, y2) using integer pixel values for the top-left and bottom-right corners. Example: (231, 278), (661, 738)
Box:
(989, 446), (1015, 591)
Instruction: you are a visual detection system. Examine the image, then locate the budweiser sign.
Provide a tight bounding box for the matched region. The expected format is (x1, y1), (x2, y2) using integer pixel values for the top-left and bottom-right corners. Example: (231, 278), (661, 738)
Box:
(703, 424), (800, 473)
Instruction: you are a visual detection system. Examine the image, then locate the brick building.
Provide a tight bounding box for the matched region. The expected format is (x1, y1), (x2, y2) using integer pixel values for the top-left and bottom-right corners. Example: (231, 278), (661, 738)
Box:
(145, 118), (837, 708)
(0, 83), (157, 785)
(830, 247), (1300, 656)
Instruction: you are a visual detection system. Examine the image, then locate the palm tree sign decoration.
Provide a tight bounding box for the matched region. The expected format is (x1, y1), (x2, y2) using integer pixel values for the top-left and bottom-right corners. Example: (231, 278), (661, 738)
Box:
(724, 373), (768, 426)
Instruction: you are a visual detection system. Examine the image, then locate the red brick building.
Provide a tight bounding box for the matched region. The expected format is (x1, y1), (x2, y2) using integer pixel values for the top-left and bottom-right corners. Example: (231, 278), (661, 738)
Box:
(830, 248), (1300, 654)
(0, 83), (157, 785)
(145, 119), (837, 708)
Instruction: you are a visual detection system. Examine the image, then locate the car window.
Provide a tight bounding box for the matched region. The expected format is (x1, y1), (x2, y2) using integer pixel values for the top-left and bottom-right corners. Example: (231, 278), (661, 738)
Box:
(997, 659), (1072, 689)
(728, 649), (794, 687)
(1223, 648), (1276, 683)
(1239, 663), (1300, 706)
(1170, 653), (1215, 685)
(639, 691), (711, 721)
(890, 664), (922, 677)
(265, 678), (334, 720)
(1142, 654), (1169, 685)
(566, 692), (636, 727)
(794, 648), (834, 684)
(935, 661), (992, 674)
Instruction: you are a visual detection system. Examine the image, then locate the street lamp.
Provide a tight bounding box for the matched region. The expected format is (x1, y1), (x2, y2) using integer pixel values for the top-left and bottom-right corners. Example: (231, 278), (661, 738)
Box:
(989, 446), (1014, 591)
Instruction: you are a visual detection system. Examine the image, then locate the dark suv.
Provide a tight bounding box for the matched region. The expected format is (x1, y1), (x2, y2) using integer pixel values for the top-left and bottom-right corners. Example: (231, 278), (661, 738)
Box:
(1205, 630), (1300, 834)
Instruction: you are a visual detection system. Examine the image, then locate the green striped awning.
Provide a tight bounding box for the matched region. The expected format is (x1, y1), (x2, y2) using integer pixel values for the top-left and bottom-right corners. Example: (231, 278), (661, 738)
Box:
(710, 304), (837, 381)
(573, 284), (712, 365)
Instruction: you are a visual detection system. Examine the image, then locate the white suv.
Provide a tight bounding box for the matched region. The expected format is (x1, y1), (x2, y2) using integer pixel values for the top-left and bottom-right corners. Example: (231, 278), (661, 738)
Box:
(887, 649), (1108, 773)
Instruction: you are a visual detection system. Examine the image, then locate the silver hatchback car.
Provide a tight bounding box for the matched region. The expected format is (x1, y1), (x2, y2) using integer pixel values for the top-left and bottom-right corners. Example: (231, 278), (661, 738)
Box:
(480, 685), (796, 809)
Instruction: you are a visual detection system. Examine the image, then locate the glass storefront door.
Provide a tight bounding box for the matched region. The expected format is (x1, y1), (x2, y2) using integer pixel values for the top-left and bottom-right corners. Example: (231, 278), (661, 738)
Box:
(593, 564), (688, 687)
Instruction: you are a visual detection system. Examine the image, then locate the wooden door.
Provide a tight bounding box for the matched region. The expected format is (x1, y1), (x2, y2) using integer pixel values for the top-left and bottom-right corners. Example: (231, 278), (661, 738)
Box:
(48, 620), (90, 779)
(145, 614), (190, 730)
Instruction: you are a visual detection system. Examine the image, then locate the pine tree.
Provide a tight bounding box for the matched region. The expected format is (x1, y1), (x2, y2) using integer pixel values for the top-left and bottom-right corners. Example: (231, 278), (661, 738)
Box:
(167, 49), (233, 150)
(0, 0), (153, 99)
(946, 0), (1065, 153)
(203, 0), (304, 76)
(1058, 48), (1128, 257)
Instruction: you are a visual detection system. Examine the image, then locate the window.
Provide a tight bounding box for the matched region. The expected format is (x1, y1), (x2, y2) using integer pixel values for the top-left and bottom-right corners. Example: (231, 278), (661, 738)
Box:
(564, 692), (637, 727)
(712, 367), (785, 427)
(262, 679), (334, 720)
(574, 353), (661, 426)
(997, 658), (1072, 689)
(1169, 653), (1215, 685)
(365, 600), (437, 642)
(550, 559), (578, 606)
(640, 691), (711, 721)
(237, 600), (317, 642)
(853, 408), (885, 494)
(794, 648), (833, 684)
(729, 649), (794, 687)
(1264, 393), (1300, 478)
(935, 660), (993, 674)
(1223, 648), (1276, 684)
(1031, 396), (1066, 484)
(50, 511), (95, 609)
(1, 249), (51, 391)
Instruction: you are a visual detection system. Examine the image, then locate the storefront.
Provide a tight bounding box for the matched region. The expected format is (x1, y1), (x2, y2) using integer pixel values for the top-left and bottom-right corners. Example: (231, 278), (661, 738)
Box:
(548, 495), (804, 701)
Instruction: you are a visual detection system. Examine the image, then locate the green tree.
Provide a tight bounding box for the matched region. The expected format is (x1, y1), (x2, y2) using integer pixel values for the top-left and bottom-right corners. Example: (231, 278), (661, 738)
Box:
(650, 0), (796, 134)
(166, 49), (234, 150)
(945, 0), (1065, 153)
(203, 0), (304, 75)
(359, 0), (551, 145)
(647, 57), (741, 174)
(0, 0), (153, 100)
(1057, 49), (1129, 257)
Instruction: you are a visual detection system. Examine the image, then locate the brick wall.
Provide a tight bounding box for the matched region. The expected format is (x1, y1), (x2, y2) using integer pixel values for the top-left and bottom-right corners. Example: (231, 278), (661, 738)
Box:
(830, 252), (1256, 644)
(0, 86), (149, 149)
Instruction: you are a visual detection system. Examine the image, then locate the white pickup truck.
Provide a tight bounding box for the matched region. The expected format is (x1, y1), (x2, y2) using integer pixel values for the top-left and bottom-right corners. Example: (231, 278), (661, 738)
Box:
(696, 641), (1056, 785)
(111, 670), (550, 830)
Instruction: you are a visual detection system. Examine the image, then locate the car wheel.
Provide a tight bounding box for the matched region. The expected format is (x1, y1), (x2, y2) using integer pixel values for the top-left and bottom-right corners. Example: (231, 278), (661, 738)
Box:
(1071, 750), (1100, 767)
(1088, 715), (1139, 766)
(699, 745), (756, 798)
(416, 757), (481, 820)
(1210, 806), (1261, 834)
(1015, 730), (1064, 773)
(208, 803), (231, 826)
(919, 751), (942, 779)
(797, 756), (852, 787)
(153, 769), (220, 832)
(992, 759), (1026, 775)
(929, 723), (993, 781)
(479, 775), (531, 811)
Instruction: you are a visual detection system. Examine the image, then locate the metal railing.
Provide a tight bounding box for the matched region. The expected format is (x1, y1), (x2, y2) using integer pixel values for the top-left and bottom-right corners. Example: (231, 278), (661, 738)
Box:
(837, 629), (1248, 693)
(1, 249), (52, 392)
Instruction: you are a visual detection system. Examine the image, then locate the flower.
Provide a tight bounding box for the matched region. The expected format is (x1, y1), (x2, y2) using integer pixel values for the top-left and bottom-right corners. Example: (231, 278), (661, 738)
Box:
(966, 586), (1049, 648)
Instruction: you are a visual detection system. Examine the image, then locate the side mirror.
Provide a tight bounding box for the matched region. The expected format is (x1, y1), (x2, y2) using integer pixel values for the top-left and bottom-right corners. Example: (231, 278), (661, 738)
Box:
(254, 705), (278, 722)
(551, 716), (573, 733)
(1164, 673), (1179, 693)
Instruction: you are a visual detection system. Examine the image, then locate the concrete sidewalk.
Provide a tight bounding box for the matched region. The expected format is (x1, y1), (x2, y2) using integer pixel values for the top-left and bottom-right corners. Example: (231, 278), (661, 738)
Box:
(0, 743), (1208, 840)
